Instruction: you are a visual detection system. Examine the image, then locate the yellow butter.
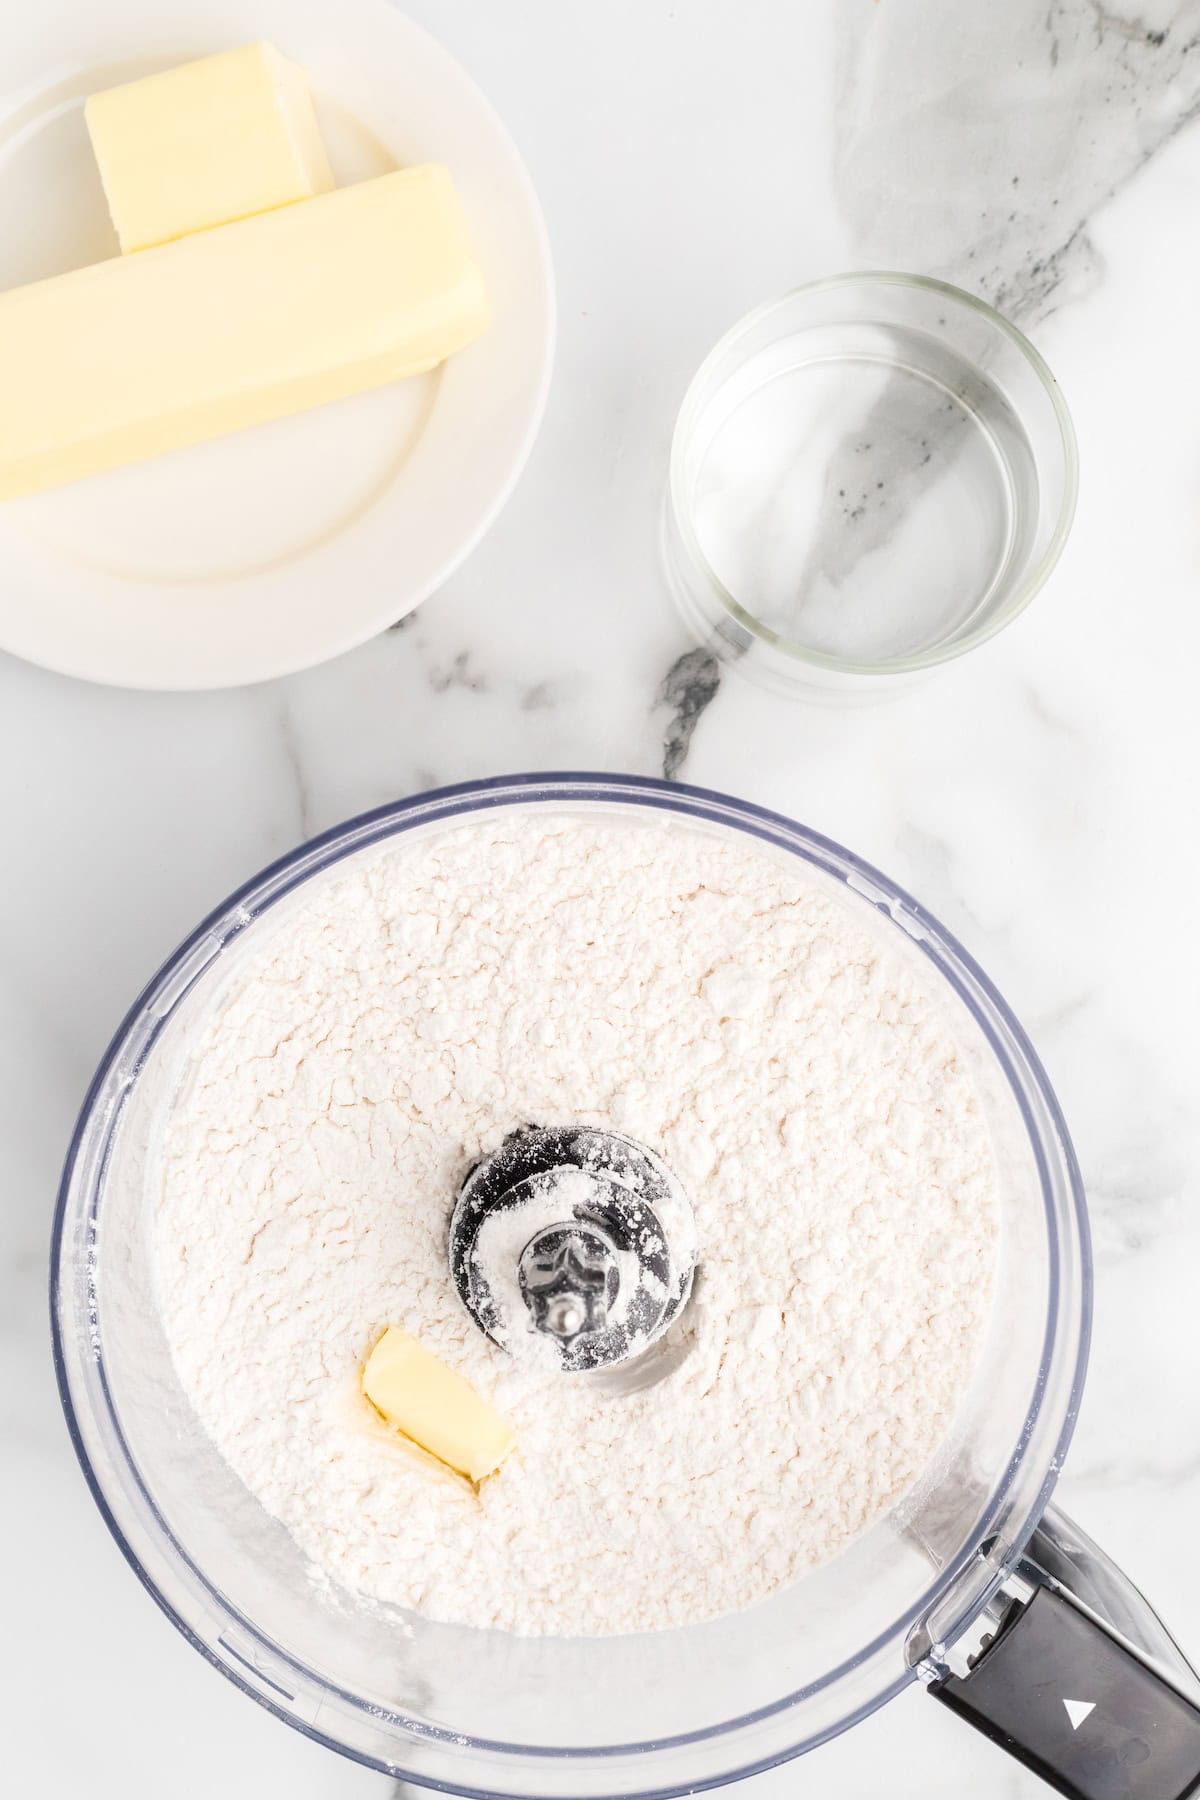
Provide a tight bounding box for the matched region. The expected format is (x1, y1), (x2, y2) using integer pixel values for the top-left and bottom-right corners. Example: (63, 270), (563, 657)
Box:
(362, 1327), (515, 1482)
(0, 165), (489, 500)
(86, 43), (335, 254)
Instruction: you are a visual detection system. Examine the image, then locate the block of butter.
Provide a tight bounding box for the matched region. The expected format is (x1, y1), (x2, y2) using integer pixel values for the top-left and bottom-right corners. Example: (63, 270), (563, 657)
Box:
(86, 43), (335, 253)
(362, 1327), (515, 1482)
(0, 165), (489, 500)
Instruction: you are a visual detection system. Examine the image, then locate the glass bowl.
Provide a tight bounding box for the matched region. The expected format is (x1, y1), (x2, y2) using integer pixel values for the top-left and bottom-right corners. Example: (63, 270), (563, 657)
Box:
(51, 774), (1089, 1795)
(663, 275), (1079, 694)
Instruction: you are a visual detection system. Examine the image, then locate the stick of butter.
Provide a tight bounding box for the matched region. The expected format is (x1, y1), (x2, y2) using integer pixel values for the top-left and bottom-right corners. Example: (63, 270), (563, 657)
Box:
(362, 1327), (516, 1482)
(0, 165), (489, 500)
(86, 43), (335, 254)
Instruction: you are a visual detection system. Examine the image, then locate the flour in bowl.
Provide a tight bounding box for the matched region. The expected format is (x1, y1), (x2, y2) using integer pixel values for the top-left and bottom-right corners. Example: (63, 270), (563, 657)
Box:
(151, 810), (998, 1635)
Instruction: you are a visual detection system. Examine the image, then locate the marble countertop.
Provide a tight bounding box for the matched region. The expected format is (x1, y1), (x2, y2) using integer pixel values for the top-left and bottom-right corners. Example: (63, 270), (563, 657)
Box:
(6, 0), (1200, 1794)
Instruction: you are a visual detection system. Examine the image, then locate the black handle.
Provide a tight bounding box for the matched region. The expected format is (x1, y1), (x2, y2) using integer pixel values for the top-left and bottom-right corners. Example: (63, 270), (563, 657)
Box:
(929, 1508), (1200, 1799)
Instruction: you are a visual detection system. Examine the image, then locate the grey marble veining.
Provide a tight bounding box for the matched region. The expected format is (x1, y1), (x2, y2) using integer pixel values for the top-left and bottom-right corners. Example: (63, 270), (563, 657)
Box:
(837, 0), (1200, 325)
(660, 0), (1200, 769)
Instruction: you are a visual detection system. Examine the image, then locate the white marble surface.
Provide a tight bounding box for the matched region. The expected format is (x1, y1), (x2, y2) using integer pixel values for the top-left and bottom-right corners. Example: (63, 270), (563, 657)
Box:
(5, 0), (1200, 1794)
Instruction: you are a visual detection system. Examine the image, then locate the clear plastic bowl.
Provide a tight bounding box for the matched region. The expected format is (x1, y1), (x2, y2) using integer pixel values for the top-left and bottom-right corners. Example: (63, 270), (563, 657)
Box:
(51, 774), (1090, 1794)
(663, 275), (1079, 694)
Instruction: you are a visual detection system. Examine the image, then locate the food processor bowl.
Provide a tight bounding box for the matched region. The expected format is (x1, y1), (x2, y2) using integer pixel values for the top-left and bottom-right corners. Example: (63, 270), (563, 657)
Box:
(50, 775), (1197, 1798)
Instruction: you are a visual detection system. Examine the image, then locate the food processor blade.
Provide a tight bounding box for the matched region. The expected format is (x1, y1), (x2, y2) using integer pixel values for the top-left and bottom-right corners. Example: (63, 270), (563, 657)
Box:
(448, 1124), (697, 1372)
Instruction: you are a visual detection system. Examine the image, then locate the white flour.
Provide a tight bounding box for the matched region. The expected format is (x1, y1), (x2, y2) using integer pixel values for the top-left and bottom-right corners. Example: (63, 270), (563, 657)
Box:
(152, 811), (997, 1636)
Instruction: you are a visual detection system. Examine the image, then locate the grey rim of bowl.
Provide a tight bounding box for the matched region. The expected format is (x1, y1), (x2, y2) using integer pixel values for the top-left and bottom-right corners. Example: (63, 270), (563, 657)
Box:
(667, 271), (1080, 678)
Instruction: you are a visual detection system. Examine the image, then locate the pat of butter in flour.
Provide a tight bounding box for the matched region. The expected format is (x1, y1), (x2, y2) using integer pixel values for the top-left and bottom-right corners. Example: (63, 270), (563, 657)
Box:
(0, 165), (489, 499)
(86, 44), (335, 254)
(362, 1327), (515, 1482)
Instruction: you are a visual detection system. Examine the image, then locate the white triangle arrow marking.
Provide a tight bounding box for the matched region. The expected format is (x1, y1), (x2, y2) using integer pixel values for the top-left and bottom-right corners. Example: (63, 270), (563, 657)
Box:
(1063, 1698), (1096, 1731)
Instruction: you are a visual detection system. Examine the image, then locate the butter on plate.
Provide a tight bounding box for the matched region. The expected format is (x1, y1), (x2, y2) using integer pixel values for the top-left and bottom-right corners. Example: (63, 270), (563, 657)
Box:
(362, 1327), (515, 1483)
(0, 164), (489, 500)
(86, 43), (334, 253)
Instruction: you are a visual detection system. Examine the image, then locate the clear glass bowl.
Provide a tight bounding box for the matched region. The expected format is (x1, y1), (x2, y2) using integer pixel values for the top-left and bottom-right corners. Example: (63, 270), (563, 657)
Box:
(51, 774), (1090, 1795)
(663, 275), (1079, 693)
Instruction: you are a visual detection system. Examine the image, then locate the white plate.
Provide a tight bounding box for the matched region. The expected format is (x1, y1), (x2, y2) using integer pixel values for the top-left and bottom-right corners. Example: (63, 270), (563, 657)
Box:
(0, 0), (554, 689)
